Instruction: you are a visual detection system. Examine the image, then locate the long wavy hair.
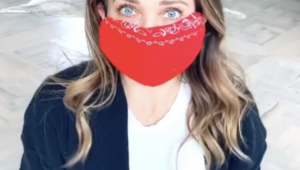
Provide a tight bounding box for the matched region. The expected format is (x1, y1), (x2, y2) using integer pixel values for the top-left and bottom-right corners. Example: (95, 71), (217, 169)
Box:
(53, 0), (252, 169)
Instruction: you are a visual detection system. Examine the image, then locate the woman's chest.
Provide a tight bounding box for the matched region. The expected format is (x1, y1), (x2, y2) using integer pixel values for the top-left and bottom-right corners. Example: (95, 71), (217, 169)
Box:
(128, 135), (206, 170)
(127, 113), (205, 170)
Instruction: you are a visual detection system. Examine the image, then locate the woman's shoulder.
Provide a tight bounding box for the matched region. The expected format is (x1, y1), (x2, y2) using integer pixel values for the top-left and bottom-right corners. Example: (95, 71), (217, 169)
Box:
(54, 60), (92, 80)
(23, 61), (92, 132)
(38, 60), (91, 97)
(241, 92), (267, 142)
(20, 61), (94, 169)
(225, 92), (267, 170)
(32, 60), (91, 105)
(241, 98), (267, 150)
(20, 60), (128, 169)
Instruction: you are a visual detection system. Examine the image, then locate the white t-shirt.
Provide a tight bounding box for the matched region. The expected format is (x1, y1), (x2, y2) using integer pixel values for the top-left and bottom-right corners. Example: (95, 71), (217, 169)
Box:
(128, 82), (206, 170)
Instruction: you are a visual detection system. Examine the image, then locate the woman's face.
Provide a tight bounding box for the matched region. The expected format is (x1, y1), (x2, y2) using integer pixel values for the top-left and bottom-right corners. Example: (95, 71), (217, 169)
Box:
(97, 0), (196, 27)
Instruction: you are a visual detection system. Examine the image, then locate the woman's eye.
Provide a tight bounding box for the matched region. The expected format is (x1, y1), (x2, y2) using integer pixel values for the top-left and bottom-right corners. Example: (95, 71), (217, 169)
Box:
(164, 9), (180, 19)
(120, 6), (136, 15)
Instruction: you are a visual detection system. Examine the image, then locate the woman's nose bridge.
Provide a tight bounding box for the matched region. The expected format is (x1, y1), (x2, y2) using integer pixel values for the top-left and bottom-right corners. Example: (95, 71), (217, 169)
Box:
(139, 15), (159, 28)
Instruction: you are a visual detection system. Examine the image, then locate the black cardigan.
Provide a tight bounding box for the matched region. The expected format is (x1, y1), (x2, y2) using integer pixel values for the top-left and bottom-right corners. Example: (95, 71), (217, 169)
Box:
(20, 62), (267, 170)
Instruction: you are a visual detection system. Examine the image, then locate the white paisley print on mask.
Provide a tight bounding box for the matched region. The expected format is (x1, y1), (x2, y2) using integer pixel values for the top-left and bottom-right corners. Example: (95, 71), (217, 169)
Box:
(103, 13), (205, 46)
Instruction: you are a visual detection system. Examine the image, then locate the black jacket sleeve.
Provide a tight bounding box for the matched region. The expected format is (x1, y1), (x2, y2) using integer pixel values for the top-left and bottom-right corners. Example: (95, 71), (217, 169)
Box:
(228, 101), (267, 170)
(20, 62), (91, 170)
(20, 85), (66, 170)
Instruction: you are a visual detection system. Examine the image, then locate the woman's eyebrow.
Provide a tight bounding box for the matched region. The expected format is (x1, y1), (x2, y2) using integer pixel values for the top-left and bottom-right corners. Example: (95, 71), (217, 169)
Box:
(159, 0), (188, 6)
(113, 0), (188, 6)
(114, 0), (140, 5)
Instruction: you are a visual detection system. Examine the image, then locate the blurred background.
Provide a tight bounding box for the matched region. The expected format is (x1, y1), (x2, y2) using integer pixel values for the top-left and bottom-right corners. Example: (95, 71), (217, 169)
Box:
(0, 0), (299, 169)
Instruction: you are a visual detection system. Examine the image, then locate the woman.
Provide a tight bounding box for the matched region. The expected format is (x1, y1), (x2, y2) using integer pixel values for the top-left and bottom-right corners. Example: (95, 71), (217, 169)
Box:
(20, 0), (267, 170)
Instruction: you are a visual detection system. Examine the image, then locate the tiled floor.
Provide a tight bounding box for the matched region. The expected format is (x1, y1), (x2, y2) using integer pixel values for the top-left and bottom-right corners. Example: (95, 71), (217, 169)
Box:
(0, 0), (300, 170)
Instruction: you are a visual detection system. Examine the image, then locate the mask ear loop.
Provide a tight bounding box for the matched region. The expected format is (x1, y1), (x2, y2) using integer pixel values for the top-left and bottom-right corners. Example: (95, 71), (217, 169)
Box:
(102, 0), (108, 16)
(97, 0), (108, 18)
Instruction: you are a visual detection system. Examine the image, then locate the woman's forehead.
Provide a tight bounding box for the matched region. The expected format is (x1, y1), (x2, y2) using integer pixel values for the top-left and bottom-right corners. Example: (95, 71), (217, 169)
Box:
(111, 0), (195, 5)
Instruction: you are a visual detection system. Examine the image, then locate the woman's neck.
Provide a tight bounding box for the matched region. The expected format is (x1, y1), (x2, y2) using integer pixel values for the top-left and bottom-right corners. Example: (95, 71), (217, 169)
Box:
(121, 74), (182, 125)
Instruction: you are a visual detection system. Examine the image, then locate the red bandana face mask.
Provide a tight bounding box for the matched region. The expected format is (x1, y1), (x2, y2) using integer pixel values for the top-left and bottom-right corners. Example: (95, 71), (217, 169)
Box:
(99, 12), (206, 86)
